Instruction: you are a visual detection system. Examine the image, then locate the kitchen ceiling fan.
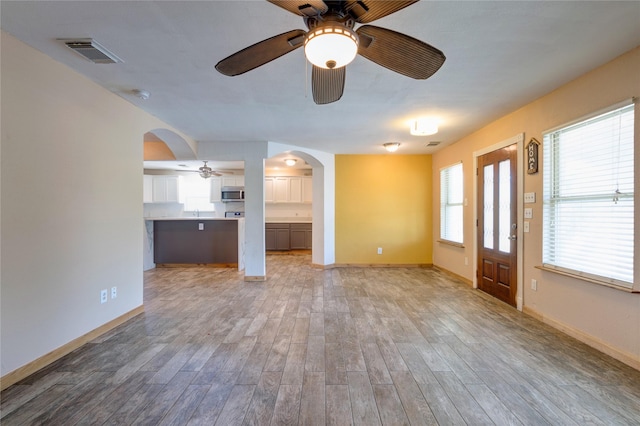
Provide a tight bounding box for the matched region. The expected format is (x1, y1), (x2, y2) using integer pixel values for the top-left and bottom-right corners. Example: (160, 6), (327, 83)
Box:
(177, 161), (236, 179)
(215, 0), (446, 104)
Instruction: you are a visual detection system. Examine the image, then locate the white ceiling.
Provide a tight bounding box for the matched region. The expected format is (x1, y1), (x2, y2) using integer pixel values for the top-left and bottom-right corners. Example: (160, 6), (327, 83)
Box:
(3, 1), (640, 163)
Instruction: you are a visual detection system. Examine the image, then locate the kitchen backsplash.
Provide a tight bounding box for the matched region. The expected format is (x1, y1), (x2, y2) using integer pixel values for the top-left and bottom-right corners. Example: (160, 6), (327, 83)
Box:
(265, 203), (312, 218)
(144, 201), (311, 219)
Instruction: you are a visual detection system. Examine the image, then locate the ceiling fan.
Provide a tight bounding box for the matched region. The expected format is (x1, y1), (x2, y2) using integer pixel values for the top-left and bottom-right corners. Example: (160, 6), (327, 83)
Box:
(215, 0), (446, 105)
(176, 161), (236, 179)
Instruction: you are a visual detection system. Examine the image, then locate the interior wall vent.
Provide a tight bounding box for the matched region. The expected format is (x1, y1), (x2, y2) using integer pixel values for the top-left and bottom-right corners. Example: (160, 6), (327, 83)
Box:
(426, 141), (441, 147)
(59, 39), (123, 64)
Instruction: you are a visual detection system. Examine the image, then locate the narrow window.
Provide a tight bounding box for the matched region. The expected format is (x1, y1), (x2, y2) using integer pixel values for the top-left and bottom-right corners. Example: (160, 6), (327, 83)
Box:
(440, 162), (464, 244)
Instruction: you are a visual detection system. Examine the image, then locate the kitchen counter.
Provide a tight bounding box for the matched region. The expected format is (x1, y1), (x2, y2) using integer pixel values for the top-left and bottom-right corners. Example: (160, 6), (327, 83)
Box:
(146, 218), (245, 270)
(146, 217), (240, 221)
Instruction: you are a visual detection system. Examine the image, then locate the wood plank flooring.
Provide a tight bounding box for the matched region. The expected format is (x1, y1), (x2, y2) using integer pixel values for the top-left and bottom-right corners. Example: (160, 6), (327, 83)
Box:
(2, 254), (640, 425)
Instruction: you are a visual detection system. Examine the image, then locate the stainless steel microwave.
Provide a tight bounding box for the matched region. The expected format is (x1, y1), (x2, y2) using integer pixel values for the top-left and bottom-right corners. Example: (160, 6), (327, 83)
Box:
(221, 186), (244, 202)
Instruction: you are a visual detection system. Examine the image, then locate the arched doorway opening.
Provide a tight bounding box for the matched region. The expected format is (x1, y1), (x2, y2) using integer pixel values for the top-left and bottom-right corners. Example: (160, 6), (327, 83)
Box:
(266, 144), (335, 268)
(265, 153), (314, 257)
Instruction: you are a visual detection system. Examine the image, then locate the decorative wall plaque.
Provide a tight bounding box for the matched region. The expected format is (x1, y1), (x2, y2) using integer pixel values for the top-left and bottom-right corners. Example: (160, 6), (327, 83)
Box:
(527, 138), (540, 174)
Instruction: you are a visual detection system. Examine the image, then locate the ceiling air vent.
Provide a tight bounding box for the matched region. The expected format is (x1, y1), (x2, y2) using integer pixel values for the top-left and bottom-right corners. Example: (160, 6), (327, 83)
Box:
(427, 141), (441, 147)
(60, 39), (123, 64)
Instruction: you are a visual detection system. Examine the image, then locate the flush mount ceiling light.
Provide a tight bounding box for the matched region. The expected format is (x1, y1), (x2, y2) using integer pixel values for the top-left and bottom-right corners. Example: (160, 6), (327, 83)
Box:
(198, 161), (213, 179)
(284, 159), (297, 166)
(384, 143), (401, 153)
(304, 23), (359, 70)
(410, 118), (439, 136)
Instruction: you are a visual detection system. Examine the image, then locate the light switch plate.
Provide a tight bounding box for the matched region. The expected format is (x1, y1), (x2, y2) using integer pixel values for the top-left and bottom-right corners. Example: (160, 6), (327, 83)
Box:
(524, 208), (533, 219)
(198, 223), (204, 231)
(524, 221), (530, 233)
(524, 192), (536, 203)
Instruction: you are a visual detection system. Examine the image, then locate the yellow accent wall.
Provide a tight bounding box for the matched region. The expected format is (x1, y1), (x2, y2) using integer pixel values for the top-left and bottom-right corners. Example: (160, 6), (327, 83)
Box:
(335, 155), (432, 264)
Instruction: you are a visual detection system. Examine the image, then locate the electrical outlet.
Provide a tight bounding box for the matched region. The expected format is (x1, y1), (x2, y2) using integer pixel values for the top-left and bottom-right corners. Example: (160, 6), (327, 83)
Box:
(531, 279), (537, 291)
(111, 286), (117, 299)
(464, 257), (469, 266)
(100, 289), (108, 304)
(377, 247), (383, 255)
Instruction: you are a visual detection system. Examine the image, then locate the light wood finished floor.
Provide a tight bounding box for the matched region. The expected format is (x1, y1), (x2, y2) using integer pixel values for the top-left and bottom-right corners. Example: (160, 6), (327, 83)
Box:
(2, 255), (640, 425)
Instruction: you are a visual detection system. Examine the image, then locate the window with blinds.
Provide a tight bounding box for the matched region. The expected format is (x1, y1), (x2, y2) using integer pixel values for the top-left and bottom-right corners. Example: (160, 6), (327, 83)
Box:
(440, 162), (464, 244)
(542, 102), (634, 288)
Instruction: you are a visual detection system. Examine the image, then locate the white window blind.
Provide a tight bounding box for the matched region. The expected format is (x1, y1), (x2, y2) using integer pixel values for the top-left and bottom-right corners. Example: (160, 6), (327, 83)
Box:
(542, 102), (634, 288)
(440, 162), (463, 244)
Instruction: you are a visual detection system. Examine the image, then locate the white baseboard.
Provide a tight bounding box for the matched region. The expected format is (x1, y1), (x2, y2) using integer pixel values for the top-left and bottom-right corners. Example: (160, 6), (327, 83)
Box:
(523, 306), (640, 371)
(1, 306), (144, 391)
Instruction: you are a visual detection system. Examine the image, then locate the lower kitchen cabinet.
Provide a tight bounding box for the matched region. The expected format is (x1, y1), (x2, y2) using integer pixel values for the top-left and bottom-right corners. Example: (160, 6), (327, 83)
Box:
(266, 222), (312, 250)
(290, 223), (312, 249)
(154, 220), (238, 265)
(266, 223), (291, 251)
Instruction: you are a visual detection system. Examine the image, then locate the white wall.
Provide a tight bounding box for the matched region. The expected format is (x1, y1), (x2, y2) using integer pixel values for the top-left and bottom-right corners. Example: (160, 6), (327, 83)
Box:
(0, 32), (195, 378)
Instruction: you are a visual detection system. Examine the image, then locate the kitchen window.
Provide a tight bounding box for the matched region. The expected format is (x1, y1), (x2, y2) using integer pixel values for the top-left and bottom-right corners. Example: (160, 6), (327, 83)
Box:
(542, 101), (635, 290)
(440, 162), (464, 244)
(182, 174), (215, 212)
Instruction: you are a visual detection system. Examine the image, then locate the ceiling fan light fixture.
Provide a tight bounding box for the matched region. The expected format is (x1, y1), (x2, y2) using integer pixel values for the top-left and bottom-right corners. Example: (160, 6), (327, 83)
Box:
(198, 161), (213, 179)
(304, 24), (359, 69)
(384, 142), (400, 152)
(410, 118), (439, 136)
(284, 158), (297, 166)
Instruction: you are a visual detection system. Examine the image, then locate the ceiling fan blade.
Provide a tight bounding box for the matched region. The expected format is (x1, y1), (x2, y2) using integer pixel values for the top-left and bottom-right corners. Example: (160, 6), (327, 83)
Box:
(215, 29), (306, 76)
(267, 0), (328, 17)
(356, 25), (445, 79)
(345, 0), (418, 23)
(312, 65), (345, 105)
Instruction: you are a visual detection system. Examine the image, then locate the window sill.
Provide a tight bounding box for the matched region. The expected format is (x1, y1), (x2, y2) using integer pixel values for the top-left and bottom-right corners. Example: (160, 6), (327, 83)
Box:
(438, 240), (465, 249)
(535, 265), (638, 293)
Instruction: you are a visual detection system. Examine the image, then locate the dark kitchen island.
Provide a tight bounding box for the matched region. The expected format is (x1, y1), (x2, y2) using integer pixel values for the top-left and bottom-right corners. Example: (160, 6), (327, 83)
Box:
(150, 218), (245, 270)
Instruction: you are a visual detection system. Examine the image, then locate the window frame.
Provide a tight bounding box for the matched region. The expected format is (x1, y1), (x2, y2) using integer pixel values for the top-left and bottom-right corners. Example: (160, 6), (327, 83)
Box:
(439, 162), (464, 246)
(540, 99), (636, 292)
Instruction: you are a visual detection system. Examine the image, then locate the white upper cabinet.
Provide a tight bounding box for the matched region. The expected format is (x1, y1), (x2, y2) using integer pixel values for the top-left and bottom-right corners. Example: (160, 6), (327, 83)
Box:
(209, 177), (222, 202)
(265, 176), (312, 203)
(264, 177), (275, 203)
(222, 175), (244, 187)
(288, 177), (302, 203)
(146, 175), (181, 203)
(143, 175), (153, 203)
(274, 177), (289, 202)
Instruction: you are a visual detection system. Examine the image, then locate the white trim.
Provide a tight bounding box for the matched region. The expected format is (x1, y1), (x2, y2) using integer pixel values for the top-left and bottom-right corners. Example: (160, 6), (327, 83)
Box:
(439, 160), (463, 172)
(473, 133), (524, 311)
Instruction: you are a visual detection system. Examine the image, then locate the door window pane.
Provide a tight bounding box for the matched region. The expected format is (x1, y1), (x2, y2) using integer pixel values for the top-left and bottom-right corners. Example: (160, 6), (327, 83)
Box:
(499, 159), (511, 253)
(483, 164), (494, 249)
